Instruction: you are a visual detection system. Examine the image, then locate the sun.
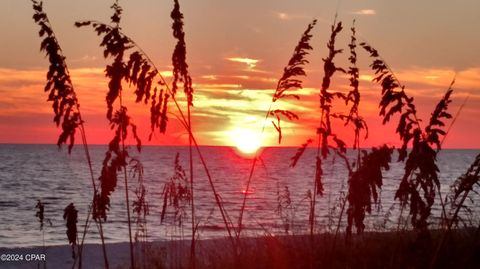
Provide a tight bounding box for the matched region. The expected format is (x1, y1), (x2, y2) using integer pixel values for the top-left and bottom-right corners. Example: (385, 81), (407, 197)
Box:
(232, 129), (262, 154)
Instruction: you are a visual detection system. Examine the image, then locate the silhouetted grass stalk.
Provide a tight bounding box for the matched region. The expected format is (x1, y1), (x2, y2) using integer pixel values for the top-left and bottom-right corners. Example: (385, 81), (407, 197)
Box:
(438, 93), (469, 225)
(75, 1), (237, 252)
(30, 2), (109, 268)
(331, 19), (363, 249)
(351, 46), (456, 265)
(237, 19), (317, 244)
(312, 17), (345, 240)
(130, 158), (149, 269)
(433, 80), (457, 228)
(188, 113), (196, 269)
(35, 200), (48, 269)
(169, 1), (197, 265)
(119, 92), (135, 269)
(430, 153), (480, 268)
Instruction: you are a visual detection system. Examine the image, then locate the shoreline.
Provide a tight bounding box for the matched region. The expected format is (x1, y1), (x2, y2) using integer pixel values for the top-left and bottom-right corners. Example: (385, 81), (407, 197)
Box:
(1, 228), (479, 269)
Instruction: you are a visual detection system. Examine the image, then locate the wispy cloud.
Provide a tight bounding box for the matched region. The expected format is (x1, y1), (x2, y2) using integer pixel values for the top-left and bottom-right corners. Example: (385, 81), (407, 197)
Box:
(227, 57), (259, 69)
(194, 83), (242, 89)
(351, 9), (376, 15)
(273, 11), (309, 21)
(276, 12), (289, 20)
(70, 55), (98, 63)
(201, 75), (218, 80)
(359, 74), (374, 81)
(159, 70), (173, 78)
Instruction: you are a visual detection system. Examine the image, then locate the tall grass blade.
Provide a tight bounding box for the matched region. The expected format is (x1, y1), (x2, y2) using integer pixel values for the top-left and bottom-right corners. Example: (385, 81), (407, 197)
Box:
(30, 1), (107, 267)
(237, 19), (317, 243)
(361, 42), (454, 235)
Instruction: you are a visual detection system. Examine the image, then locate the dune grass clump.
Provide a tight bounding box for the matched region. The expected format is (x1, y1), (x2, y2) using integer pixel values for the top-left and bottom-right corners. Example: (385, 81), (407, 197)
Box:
(77, 5), (240, 267)
(129, 158), (150, 268)
(361, 43), (454, 236)
(276, 185), (293, 234)
(130, 158), (149, 244)
(77, 3), (147, 267)
(449, 153), (480, 226)
(27, 1), (480, 269)
(170, 1), (198, 264)
(31, 1), (109, 267)
(238, 19), (317, 241)
(346, 145), (393, 236)
(35, 200), (45, 231)
(269, 19), (317, 144)
(31, 0), (81, 153)
(430, 152), (480, 267)
(75, 7), (170, 136)
(161, 153), (192, 226)
(63, 203), (78, 259)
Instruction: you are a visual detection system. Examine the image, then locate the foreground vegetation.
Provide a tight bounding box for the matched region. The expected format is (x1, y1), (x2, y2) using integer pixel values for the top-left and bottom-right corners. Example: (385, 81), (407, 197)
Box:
(26, 0), (480, 268)
(133, 229), (479, 269)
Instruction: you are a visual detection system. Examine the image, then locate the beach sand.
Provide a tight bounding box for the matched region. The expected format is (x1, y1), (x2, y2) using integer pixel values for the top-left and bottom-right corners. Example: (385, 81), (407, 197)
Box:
(1, 230), (479, 269)
(1, 242), (135, 269)
(0, 237), (234, 269)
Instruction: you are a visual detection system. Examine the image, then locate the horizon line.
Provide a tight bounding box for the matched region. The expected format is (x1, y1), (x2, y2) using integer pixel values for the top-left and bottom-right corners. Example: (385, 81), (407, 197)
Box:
(1, 142), (479, 151)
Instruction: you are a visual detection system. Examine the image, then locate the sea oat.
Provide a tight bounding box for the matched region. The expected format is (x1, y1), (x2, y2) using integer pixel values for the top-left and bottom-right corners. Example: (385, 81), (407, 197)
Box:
(362, 42), (454, 233)
(63, 203), (78, 259)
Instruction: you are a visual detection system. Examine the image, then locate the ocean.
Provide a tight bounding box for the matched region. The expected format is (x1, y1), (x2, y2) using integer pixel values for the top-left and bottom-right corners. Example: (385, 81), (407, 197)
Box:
(0, 144), (478, 247)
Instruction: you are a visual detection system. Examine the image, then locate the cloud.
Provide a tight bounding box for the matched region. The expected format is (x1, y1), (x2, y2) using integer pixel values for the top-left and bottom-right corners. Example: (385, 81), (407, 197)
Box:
(226, 57), (259, 69)
(273, 11), (309, 21)
(276, 12), (289, 20)
(194, 83), (243, 89)
(201, 75), (218, 80)
(359, 74), (374, 82)
(1, 64), (479, 147)
(159, 70), (173, 78)
(351, 9), (376, 15)
(392, 67), (479, 91)
(70, 55), (98, 63)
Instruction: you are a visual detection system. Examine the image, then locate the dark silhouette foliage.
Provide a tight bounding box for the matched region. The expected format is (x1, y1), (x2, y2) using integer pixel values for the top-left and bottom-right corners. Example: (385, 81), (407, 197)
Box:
(31, 2), (111, 267)
(171, 0), (193, 106)
(361, 42), (454, 232)
(94, 107), (141, 221)
(426, 86), (454, 150)
(270, 19), (316, 144)
(430, 152), (480, 268)
(273, 20), (316, 102)
(76, 2), (143, 227)
(31, 0), (81, 153)
(308, 20), (350, 200)
(75, 3), (170, 137)
(35, 199), (45, 230)
(449, 152), (480, 225)
(28, 2), (480, 268)
(290, 139), (313, 168)
(314, 156), (324, 195)
(360, 42), (421, 161)
(346, 145), (393, 236)
(276, 186), (293, 234)
(343, 22), (368, 151)
(130, 158), (149, 243)
(345, 22), (360, 120)
(317, 21), (347, 158)
(161, 153), (192, 226)
(63, 203), (78, 259)
(237, 20), (317, 240)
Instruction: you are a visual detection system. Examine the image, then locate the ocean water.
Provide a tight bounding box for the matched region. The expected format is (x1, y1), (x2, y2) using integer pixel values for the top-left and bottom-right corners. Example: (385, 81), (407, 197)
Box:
(0, 144), (478, 247)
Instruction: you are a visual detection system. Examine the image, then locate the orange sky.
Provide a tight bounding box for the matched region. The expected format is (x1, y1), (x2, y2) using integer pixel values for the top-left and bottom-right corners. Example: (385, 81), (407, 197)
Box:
(0, 0), (479, 148)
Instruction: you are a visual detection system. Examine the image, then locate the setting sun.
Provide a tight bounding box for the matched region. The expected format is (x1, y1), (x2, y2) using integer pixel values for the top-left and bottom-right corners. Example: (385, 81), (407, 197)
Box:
(1, 1), (480, 268)
(232, 128), (262, 154)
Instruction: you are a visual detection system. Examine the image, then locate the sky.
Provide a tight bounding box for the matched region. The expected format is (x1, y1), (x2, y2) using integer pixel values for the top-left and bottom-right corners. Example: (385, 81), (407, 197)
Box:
(0, 0), (479, 149)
